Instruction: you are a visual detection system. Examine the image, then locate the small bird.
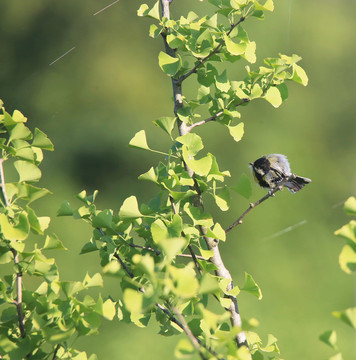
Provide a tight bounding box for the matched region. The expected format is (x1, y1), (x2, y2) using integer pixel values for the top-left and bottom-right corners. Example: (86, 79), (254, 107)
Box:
(249, 154), (311, 193)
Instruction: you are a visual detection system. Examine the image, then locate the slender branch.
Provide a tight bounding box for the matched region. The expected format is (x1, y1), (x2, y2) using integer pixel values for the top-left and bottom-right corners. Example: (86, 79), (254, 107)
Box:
(52, 344), (60, 360)
(126, 242), (206, 260)
(225, 174), (297, 233)
(186, 99), (249, 133)
(10, 249), (26, 339)
(172, 307), (207, 360)
(200, 227), (248, 348)
(127, 242), (161, 255)
(161, 0), (249, 351)
(1, 159), (26, 338)
(177, 15), (247, 84)
(113, 252), (135, 278)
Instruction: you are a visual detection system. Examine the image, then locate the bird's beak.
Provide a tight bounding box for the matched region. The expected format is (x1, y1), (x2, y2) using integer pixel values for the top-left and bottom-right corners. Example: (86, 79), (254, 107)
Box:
(249, 162), (253, 166)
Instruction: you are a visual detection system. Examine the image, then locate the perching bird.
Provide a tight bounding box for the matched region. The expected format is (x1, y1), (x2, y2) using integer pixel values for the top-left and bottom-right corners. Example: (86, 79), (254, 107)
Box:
(249, 154), (311, 193)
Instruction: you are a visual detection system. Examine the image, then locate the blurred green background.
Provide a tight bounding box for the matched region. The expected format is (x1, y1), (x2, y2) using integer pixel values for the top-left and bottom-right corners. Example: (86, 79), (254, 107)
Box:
(1, 0), (355, 359)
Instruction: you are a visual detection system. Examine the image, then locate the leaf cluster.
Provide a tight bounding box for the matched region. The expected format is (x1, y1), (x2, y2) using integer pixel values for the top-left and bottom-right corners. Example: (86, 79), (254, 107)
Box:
(0, 103), (110, 360)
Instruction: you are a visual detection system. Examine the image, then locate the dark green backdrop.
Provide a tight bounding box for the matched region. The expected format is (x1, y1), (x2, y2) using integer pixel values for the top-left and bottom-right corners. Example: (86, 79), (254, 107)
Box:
(0, 1), (355, 359)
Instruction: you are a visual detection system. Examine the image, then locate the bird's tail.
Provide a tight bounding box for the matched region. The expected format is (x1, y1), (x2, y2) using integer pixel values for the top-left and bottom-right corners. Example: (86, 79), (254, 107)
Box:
(285, 176), (312, 193)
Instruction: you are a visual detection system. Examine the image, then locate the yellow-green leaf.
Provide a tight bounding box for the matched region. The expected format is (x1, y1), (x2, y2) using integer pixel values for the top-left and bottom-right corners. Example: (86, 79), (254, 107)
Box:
(227, 122), (244, 142)
(119, 196), (142, 219)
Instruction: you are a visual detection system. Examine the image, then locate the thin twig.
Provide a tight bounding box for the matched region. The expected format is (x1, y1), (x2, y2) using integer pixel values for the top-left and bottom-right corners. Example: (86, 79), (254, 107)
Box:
(225, 174), (297, 233)
(186, 99), (249, 133)
(127, 242), (161, 255)
(113, 252), (135, 278)
(172, 308), (207, 360)
(52, 344), (60, 360)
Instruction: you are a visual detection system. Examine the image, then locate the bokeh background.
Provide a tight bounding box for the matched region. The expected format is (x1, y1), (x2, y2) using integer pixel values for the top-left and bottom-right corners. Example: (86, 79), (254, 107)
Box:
(1, 0), (355, 359)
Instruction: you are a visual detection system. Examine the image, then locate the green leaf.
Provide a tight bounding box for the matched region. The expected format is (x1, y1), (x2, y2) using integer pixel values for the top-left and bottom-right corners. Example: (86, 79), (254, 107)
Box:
(291, 64), (308, 86)
(14, 183), (51, 204)
(199, 273), (220, 295)
(80, 240), (98, 254)
(0, 213), (30, 241)
(119, 196), (142, 219)
(137, 1), (160, 20)
(207, 222), (226, 241)
(42, 327), (76, 344)
(344, 196), (356, 216)
(32, 128), (54, 150)
(254, 0), (274, 11)
(0, 246), (12, 264)
(43, 233), (67, 250)
(319, 330), (338, 350)
(184, 203), (214, 227)
(102, 298), (116, 320)
(241, 272), (262, 299)
(215, 69), (231, 92)
(176, 133), (203, 156)
(224, 34), (246, 56)
(260, 333), (280, 353)
(158, 51), (181, 76)
(215, 186), (230, 211)
(138, 167), (158, 183)
(339, 244), (356, 274)
(160, 237), (187, 259)
(182, 146), (212, 176)
(332, 307), (356, 329)
(227, 122), (244, 142)
(57, 200), (73, 216)
(27, 207), (49, 234)
(232, 173), (252, 198)
(92, 210), (113, 229)
(244, 41), (256, 63)
(123, 288), (143, 313)
(84, 272), (103, 288)
(8, 123), (32, 143)
(14, 160), (41, 182)
(129, 130), (151, 151)
(154, 116), (176, 137)
(334, 220), (356, 243)
(149, 24), (162, 38)
(169, 264), (199, 297)
(264, 87), (282, 108)
(174, 338), (195, 359)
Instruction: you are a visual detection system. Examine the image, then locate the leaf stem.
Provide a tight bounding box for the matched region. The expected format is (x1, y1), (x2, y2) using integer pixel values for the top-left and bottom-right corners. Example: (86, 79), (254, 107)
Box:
(186, 99), (249, 133)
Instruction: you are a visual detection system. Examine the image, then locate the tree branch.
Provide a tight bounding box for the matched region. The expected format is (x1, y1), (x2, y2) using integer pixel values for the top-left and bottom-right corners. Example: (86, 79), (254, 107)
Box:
(172, 307), (207, 360)
(0, 159), (26, 338)
(52, 344), (60, 360)
(160, 0), (249, 351)
(186, 99), (249, 133)
(225, 174), (297, 233)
